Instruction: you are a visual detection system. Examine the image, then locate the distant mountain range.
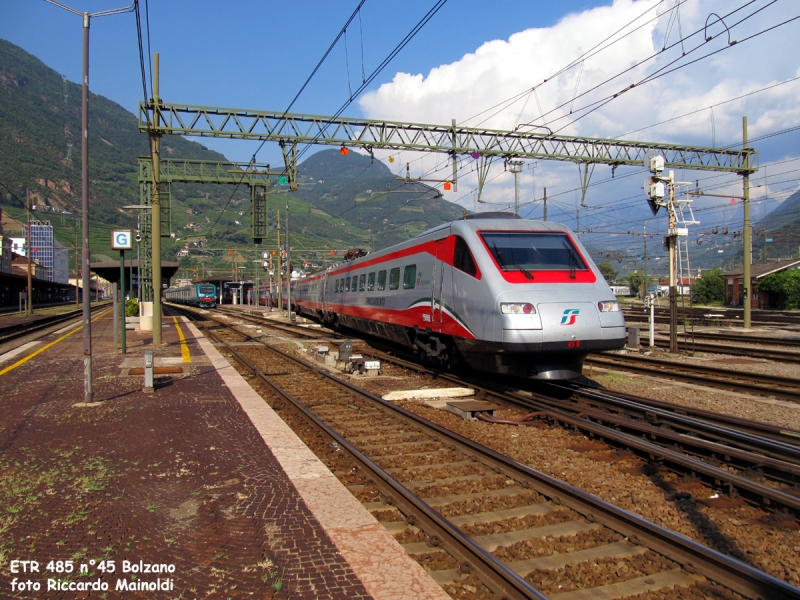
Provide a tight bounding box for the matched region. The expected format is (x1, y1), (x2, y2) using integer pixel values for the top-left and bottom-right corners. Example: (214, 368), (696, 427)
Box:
(0, 39), (464, 268)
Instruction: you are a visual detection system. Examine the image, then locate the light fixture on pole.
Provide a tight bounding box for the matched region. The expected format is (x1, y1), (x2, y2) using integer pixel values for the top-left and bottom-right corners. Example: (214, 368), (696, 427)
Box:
(46, 0), (135, 403)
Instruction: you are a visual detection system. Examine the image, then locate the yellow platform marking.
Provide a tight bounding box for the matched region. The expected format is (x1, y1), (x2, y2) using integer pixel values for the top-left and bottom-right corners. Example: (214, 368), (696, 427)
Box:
(0, 309), (110, 377)
(172, 316), (191, 363)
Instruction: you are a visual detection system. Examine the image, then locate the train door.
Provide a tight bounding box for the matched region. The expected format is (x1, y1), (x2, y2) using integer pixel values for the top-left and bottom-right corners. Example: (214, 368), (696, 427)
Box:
(431, 238), (450, 331)
(321, 272), (328, 315)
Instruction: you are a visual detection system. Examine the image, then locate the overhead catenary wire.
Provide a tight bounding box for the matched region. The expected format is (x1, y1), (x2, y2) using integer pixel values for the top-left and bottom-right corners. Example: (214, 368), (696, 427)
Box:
(548, 2), (786, 134)
(205, 1), (370, 239)
(471, 0), (767, 135)
(366, 1), (785, 206)
(293, 0), (449, 163)
(463, 0), (682, 128)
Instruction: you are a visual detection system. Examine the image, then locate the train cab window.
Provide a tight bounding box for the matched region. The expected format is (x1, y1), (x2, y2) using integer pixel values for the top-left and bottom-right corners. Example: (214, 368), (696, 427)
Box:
(345, 276), (351, 292)
(389, 268), (400, 290)
(367, 272), (375, 291)
(403, 265), (417, 289)
(351, 276), (358, 292)
(377, 270), (387, 291)
(480, 232), (588, 272)
(358, 274), (366, 291)
(453, 236), (478, 277)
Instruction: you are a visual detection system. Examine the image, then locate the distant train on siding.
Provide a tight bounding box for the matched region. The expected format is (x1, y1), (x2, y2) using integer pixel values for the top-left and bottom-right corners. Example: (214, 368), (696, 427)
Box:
(164, 283), (217, 308)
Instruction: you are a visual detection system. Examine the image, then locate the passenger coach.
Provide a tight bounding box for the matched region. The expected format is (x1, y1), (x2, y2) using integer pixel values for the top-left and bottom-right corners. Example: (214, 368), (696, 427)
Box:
(287, 214), (625, 380)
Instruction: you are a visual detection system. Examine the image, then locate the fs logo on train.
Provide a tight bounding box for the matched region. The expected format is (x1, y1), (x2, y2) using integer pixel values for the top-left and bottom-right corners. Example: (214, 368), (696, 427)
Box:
(560, 309), (580, 325)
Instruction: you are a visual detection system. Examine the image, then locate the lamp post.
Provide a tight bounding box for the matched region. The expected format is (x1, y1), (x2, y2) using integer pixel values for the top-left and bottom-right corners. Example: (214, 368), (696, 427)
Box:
(46, 0), (135, 403)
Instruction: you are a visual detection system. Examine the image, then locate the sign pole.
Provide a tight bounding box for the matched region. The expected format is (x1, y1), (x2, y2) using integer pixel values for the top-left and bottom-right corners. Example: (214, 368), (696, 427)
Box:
(120, 249), (126, 354)
(112, 230), (133, 354)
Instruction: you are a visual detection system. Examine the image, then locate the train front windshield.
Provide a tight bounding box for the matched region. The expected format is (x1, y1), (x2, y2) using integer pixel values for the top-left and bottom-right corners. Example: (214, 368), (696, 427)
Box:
(199, 285), (215, 296)
(480, 232), (588, 271)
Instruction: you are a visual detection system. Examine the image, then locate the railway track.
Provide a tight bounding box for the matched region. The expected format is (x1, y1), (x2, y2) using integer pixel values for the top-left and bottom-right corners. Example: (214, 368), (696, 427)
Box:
(198, 305), (800, 512)
(673, 332), (800, 348)
(638, 332), (800, 364)
(586, 353), (800, 403)
(174, 305), (800, 599)
(623, 308), (800, 327)
(656, 340), (800, 364)
(0, 303), (110, 347)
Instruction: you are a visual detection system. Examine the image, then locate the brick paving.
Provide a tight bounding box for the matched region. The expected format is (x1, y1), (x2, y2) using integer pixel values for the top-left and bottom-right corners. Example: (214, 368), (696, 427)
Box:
(0, 309), (372, 598)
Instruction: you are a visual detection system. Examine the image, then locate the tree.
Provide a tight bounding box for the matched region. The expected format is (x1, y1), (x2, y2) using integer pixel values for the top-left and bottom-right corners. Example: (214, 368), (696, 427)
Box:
(626, 271), (646, 297)
(757, 269), (800, 309)
(692, 268), (725, 304)
(597, 261), (618, 284)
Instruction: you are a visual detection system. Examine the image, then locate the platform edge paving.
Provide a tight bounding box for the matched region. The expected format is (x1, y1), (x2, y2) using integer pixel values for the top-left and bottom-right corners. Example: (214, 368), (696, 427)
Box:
(182, 317), (451, 600)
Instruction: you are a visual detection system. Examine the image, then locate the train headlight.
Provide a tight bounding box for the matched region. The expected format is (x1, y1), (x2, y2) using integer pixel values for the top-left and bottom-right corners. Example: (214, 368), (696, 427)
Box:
(597, 301), (620, 312)
(501, 302), (535, 315)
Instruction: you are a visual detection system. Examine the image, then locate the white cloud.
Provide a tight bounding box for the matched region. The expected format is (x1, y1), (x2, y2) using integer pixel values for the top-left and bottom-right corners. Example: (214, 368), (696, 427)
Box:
(359, 0), (800, 218)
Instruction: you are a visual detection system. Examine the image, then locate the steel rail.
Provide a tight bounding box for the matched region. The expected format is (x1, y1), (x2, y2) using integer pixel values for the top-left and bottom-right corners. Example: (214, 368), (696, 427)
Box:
(562, 380), (800, 448)
(180, 308), (545, 599)
(207, 308), (800, 490)
(623, 308), (800, 326)
(0, 303), (111, 346)
(177, 305), (800, 600)
(588, 353), (800, 402)
(671, 332), (800, 348)
(345, 345), (800, 515)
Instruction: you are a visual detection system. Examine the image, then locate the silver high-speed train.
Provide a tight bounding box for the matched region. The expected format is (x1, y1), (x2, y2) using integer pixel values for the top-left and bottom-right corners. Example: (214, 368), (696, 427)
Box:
(263, 214), (626, 380)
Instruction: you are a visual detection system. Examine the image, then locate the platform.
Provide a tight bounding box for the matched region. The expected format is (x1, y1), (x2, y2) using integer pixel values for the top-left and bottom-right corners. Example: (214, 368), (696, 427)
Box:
(0, 306), (447, 598)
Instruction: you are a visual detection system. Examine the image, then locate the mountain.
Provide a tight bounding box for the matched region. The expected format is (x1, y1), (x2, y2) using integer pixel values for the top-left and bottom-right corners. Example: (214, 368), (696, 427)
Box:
(291, 149), (464, 248)
(760, 188), (800, 231)
(0, 38), (231, 228)
(0, 39), (466, 269)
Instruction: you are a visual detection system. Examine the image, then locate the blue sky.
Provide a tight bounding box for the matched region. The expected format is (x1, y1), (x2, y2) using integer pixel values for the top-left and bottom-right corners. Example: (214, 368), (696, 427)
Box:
(2, 0), (800, 261)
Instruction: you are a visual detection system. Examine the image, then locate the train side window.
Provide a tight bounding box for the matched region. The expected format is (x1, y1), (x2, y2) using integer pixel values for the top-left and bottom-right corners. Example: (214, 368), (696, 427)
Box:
(389, 268), (400, 290)
(377, 270), (387, 291)
(345, 276), (351, 292)
(358, 274), (366, 291)
(453, 236), (478, 277)
(334, 279), (339, 293)
(351, 276), (358, 292)
(403, 265), (417, 289)
(340, 278), (345, 292)
(367, 272), (375, 291)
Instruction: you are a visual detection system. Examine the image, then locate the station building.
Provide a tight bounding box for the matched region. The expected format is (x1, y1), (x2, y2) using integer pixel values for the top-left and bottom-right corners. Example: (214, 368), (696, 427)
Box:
(723, 258), (800, 308)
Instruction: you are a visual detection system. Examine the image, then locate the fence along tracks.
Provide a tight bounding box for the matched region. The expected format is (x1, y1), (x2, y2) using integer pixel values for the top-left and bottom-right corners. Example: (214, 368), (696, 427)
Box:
(176, 306), (800, 599)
